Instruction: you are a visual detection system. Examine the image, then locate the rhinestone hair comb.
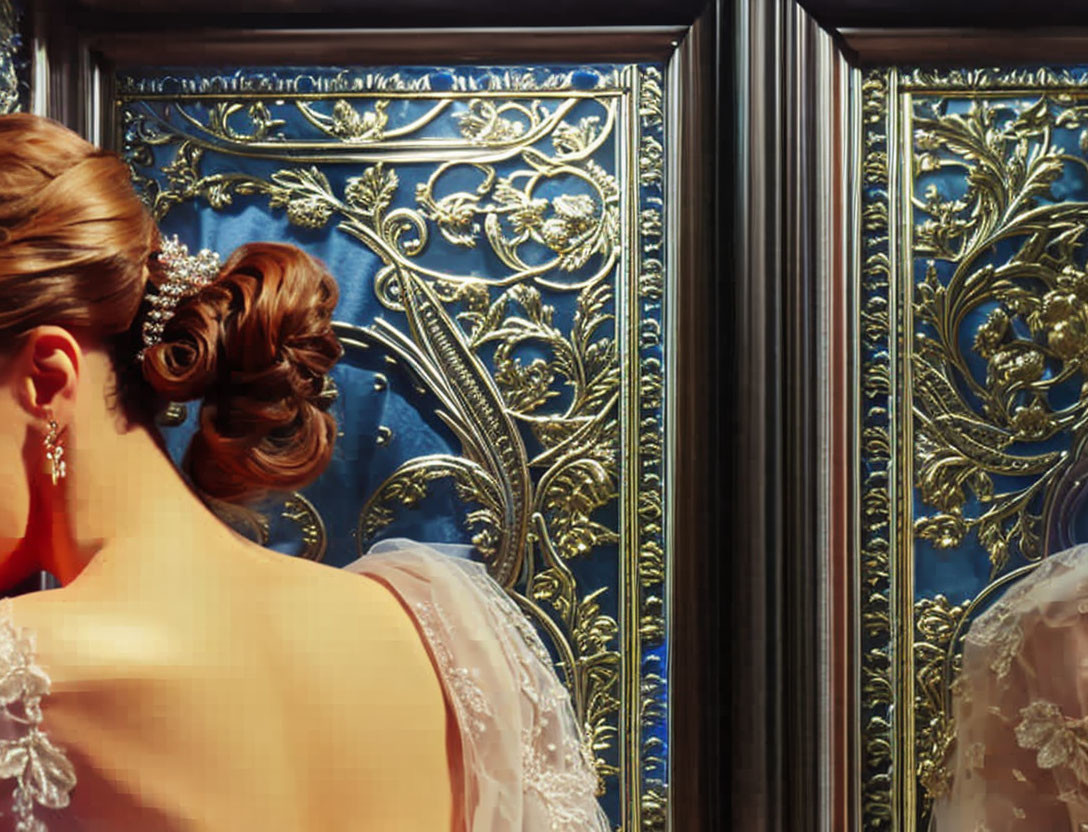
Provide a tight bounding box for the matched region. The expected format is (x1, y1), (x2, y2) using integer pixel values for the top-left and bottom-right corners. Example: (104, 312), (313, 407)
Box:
(139, 235), (222, 361)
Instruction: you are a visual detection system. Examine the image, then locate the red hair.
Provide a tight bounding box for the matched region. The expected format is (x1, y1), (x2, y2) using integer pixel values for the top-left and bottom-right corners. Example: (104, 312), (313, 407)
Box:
(0, 113), (341, 503)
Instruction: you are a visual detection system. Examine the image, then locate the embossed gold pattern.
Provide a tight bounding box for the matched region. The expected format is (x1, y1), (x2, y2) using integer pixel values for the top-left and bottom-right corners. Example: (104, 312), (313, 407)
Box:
(118, 65), (667, 830)
(859, 66), (1088, 830)
(859, 67), (895, 830)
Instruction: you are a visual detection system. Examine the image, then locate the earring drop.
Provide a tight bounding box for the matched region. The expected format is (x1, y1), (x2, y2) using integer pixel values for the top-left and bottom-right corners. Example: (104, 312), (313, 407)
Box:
(43, 412), (66, 485)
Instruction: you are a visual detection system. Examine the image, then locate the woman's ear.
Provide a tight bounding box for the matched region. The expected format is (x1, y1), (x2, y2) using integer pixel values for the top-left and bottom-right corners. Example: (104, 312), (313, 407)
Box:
(15, 326), (82, 425)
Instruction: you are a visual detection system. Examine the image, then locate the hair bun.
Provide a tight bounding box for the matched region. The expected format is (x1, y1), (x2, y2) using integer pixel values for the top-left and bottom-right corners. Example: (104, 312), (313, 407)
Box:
(141, 242), (341, 503)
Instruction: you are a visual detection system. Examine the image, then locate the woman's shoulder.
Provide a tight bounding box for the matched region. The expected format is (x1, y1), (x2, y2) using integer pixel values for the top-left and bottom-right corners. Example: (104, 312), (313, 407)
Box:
(1, 551), (457, 830)
(350, 540), (612, 831)
(344, 540), (549, 671)
(3, 543), (454, 683)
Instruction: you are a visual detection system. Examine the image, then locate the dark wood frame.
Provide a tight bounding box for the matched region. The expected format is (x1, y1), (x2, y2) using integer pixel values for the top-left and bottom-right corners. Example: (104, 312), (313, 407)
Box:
(727, 2), (855, 830)
(744, 9), (1088, 832)
(26, 3), (728, 832)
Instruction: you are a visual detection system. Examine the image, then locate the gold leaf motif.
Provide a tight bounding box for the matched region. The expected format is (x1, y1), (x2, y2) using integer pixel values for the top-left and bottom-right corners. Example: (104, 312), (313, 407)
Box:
(456, 99), (529, 144)
(553, 117), (601, 155)
(330, 99), (388, 141)
(345, 162), (398, 218)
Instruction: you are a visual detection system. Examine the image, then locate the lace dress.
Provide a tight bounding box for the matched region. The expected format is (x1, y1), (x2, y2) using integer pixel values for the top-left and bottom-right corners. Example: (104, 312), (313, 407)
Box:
(0, 539), (611, 832)
(933, 544), (1088, 831)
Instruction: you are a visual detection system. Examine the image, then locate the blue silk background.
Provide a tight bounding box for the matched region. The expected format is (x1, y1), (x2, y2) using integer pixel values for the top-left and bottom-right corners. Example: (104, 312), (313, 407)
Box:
(127, 66), (619, 567)
(119, 64), (667, 826)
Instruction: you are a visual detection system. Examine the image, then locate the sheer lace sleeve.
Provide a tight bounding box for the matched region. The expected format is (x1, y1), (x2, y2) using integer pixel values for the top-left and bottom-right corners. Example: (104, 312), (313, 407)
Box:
(0, 598), (76, 832)
(932, 545), (1088, 832)
(345, 539), (611, 832)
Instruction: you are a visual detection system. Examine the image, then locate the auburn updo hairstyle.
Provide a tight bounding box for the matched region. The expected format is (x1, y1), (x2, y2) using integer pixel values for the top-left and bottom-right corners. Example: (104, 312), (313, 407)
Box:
(0, 113), (342, 504)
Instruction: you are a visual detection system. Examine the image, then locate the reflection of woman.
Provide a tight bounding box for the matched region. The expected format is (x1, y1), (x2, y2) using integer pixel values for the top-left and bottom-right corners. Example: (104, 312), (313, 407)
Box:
(932, 545), (1088, 831)
(0, 114), (608, 831)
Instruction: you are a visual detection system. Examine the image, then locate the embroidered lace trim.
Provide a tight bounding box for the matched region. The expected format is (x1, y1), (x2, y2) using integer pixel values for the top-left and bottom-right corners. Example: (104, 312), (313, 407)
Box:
(411, 556), (607, 831)
(0, 598), (76, 831)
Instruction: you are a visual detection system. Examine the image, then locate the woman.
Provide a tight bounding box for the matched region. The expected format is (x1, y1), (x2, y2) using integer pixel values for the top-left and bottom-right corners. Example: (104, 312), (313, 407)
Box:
(0, 113), (609, 831)
(932, 544), (1088, 831)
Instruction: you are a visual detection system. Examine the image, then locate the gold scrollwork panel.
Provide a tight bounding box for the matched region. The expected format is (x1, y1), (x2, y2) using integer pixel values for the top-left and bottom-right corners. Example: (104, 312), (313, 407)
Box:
(117, 64), (670, 831)
(859, 67), (1088, 829)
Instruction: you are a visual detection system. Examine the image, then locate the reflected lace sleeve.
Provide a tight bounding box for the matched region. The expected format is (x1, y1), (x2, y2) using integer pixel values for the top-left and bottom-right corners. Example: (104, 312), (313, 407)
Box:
(347, 540), (612, 832)
(0, 598), (76, 832)
(932, 546), (1088, 832)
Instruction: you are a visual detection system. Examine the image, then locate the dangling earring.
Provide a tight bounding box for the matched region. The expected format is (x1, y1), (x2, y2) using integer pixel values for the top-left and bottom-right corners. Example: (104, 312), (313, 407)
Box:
(43, 411), (66, 486)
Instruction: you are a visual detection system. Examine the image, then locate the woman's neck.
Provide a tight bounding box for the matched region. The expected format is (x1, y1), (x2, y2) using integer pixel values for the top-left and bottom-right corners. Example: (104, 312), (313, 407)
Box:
(39, 419), (235, 587)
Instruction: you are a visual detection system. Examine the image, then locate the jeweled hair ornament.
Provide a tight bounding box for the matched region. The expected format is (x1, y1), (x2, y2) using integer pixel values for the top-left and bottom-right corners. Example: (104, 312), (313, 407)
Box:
(138, 235), (222, 361)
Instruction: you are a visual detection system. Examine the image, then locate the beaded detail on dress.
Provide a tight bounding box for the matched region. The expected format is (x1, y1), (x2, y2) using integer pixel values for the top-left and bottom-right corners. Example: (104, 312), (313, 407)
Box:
(0, 598), (76, 832)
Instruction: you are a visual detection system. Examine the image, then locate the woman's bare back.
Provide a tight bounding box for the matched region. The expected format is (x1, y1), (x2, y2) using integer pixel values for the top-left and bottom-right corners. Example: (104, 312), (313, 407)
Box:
(8, 541), (457, 831)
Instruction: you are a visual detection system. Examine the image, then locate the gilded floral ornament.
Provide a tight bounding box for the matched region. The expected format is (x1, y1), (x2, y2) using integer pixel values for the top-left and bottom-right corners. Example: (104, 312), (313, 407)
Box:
(915, 594), (968, 805)
(330, 99), (388, 141)
(346, 163), (398, 217)
(873, 69), (1088, 831)
(286, 196), (333, 229)
(909, 95), (1088, 577)
(916, 511), (969, 550)
(204, 101), (286, 142)
(1010, 402), (1052, 441)
(1042, 291), (1088, 360)
(457, 99), (531, 144)
(553, 117), (601, 156)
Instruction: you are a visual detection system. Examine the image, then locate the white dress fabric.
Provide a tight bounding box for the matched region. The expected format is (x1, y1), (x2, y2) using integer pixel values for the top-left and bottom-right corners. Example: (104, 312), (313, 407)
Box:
(933, 544), (1088, 832)
(0, 539), (611, 832)
(346, 540), (611, 832)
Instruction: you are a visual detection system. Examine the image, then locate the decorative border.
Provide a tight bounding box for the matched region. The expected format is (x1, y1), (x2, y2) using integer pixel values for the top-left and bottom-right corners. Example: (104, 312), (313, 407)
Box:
(117, 66), (626, 97)
(857, 67), (895, 829)
(901, 66), (1088, 92)
(632, 64), (668, 830)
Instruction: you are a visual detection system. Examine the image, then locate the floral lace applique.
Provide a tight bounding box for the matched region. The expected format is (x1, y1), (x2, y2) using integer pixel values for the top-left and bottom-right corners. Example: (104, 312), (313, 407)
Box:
(0, 598), (76, 831)
(409, 555), (608, 831)
(966, 601), (1025, 681)
(965, 741), (986, 771)
(1015, 700), (1088, 785)
(964, 548), (1088, 682)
